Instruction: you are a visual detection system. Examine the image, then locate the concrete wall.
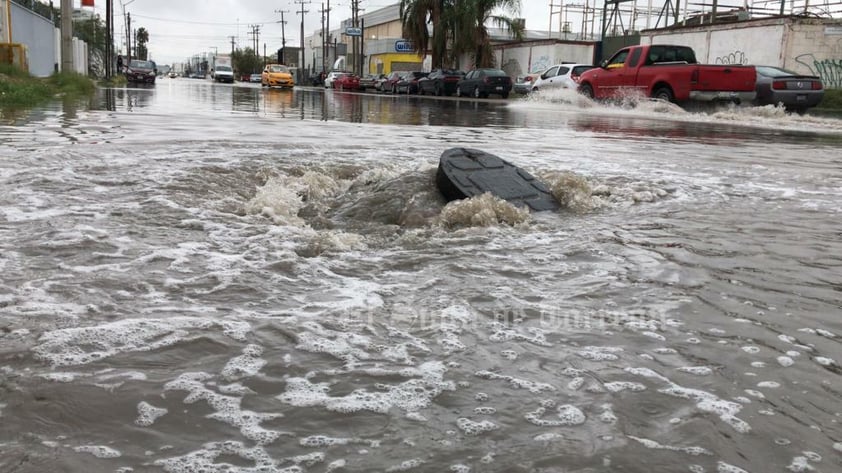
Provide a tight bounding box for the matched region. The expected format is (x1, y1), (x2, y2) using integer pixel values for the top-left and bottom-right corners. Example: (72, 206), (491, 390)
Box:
(641, 17), (842, 89)
(10, 1), (55, 76)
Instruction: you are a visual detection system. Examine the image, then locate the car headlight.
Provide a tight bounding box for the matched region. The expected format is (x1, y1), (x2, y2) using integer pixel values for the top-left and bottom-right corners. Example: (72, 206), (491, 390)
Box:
(148, 71), (155, 76)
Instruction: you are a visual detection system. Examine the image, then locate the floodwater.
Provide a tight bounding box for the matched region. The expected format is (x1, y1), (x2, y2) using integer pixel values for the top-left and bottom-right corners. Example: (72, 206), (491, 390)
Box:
(1, 78), (841, 473)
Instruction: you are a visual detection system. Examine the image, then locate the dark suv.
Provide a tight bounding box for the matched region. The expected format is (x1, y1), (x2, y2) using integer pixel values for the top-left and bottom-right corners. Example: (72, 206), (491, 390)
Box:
(125, 59), (157, 84)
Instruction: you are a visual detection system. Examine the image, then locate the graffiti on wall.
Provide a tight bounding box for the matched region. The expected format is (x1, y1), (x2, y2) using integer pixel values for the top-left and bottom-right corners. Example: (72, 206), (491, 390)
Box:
(531, 55), (552, 73)
(714, 50), (749, 65)
(795, 54), (842, 89)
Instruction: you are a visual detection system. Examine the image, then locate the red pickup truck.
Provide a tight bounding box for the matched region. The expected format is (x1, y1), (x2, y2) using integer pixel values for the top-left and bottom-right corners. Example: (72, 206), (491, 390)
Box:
(577, 44), (756, 105)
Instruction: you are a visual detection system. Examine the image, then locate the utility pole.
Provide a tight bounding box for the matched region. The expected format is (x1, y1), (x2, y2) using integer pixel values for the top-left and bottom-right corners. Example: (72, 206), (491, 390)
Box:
(229, 35), (236, 57)
(275, 9), (289, 64)
(320, 2), (326, 74)
(126, 12), (132, 63)
(295, 0), (310, 80)
(60, 0), (73, 72)
(106, 0), (112, 77)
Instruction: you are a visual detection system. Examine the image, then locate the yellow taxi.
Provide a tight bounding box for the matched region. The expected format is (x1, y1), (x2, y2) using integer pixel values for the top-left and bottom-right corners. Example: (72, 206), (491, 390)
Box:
(261, 64), (294, 88)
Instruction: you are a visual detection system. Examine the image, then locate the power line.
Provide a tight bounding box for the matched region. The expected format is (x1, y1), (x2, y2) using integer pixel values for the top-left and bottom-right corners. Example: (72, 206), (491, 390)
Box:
(128, 13), (276, 26)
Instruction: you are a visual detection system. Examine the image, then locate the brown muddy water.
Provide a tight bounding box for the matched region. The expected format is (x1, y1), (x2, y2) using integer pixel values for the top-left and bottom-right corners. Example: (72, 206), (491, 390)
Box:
(1, 78), (841, 473)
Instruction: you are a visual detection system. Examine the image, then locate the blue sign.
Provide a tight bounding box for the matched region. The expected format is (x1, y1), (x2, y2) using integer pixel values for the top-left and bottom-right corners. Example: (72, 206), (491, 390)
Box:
(345, 27), (362, 37)
(394, 40), (414, 53)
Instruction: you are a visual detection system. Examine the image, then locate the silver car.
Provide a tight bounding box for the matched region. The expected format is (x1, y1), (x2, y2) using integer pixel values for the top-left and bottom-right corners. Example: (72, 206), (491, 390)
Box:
(753, 65), (824, 114)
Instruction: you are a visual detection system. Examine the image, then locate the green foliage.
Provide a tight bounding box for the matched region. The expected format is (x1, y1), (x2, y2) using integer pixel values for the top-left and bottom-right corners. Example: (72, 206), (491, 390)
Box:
(399, 0), (523, 69)
(232, 48), (264, 75)
(817, 89), (842, 110)
(135, 28), (150, 61)
(0, 66), (96, 108)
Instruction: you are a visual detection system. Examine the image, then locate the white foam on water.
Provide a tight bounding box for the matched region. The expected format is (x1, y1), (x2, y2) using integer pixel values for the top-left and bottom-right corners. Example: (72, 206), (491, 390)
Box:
(245, 171), (347, 226)
(449, 463), (471, 472)
(299, 435), (378, 448)
(777, 356), (795, 367)
(577, 346), (624, 361)
(73, 445), (122, 458)
(165, 372), (286, 445)
(474, 370), (556, 393)
(604, 381), (647, 393)
(534, 432), (566, 442)
(815, 357), (836, 366)
(717, 461), (750, 473)
(278, 361), (454, 415)
(456, 417), (498, 436)
(786, 457), (815, 472)
(678, 366), (714, 376)
(385, 458), (425, 472)
(741, 346), (760, 354)
(500, 350), (518, 360)
(757, 381), (780, 389)
(524, 404), (586, 427)
(689, 465), (706, 473)
(750, 361), (766, 368)
(625, 366), (750, 433)
(135, 401), (168, 427)
(833, 442), (842, 452)
(627, 436), (711, 456)
(474, 406), (496, 415)
(437, 193), (530, 228)
(154, 440), (290, 473)
(33, 317), (251, 367)
(221, 344), (267, 381)
(326, 459), (347, 472)
(39, 372), (84, 382)
(567, 377), (585, 391)
(599, 404), (618, 424)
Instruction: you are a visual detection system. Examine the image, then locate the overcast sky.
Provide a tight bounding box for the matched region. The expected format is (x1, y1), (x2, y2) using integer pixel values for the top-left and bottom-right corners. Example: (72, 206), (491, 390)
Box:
(77, 0), (567, 64)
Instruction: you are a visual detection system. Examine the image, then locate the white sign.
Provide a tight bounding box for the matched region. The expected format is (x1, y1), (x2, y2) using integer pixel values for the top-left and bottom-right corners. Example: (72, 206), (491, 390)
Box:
(825, 26), (842, 35)
(395, 40), (414, 53)
(345, 27), (362, 37)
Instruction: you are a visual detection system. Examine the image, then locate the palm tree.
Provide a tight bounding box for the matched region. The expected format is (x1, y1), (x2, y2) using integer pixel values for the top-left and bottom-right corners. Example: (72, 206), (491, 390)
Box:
(399, 0), (448, 69)
(135, 27), (150, 60)
(452, 0), (523, 68)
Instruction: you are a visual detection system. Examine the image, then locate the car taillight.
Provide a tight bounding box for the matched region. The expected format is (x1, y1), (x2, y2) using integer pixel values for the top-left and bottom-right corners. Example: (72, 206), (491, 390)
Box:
(812, 81), (823, 90)
(772, 80), (787, 90)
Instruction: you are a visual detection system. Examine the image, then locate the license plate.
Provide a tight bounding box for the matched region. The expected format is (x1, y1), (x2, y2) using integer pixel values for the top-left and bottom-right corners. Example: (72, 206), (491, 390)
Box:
(796, 94), (807, 102)
(495, 86), (503, 91)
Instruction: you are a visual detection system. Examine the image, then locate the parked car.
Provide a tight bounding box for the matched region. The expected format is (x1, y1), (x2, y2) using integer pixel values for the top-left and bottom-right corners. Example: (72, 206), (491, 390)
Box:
(753, 65), (823, 113)
(383, 71), (405, 93)
(125, 59), (157, 84)
(373, 74), (391, 91)
(512, 69), (545, 94)
(396, 71), (429, 94)
(249, 73), (262, 83)
(333, 73), (361, 91)
(262, 64), (294, 88)
(530, 63), (595, 92)
(359, 74), (385, 91)
(456, 68), (513, 98)
(418, 69), (464, 96)
(324, 70), (350, 88)
(577, 44), (756, 105)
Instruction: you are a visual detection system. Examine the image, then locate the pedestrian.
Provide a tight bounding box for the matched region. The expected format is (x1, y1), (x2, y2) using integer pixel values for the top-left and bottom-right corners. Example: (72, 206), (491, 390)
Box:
(116, 55), (123, 74)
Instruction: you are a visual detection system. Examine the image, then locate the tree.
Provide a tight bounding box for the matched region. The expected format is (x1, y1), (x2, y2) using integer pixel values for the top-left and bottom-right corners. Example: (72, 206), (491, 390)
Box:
(400, 0), (523, 69)
(399, 0), (449, 69)
(72, 15), (109, 77)
(135, 27), (150, 61)
(232, 48), (263, 76)
(452, 0), (524, 68)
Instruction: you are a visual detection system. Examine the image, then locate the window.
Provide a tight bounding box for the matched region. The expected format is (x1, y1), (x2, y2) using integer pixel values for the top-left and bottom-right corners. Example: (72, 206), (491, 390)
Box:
(628, 48), (642, 67)
(607, 50), (629, 68)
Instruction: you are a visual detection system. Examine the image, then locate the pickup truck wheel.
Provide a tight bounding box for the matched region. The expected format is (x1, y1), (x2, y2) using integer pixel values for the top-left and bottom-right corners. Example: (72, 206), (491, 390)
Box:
(456, 86), (463, 97)
(653, 87), (674, 102)
(473, 87), (481, 99)
(579, 83), (594, 99)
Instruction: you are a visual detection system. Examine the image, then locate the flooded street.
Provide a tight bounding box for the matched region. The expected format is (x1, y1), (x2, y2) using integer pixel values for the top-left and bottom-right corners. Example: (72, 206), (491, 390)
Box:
(1, 78), (841, 473)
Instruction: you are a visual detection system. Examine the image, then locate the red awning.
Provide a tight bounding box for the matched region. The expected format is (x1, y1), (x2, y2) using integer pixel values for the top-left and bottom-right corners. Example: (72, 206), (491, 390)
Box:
(81, 0), (95, 6)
